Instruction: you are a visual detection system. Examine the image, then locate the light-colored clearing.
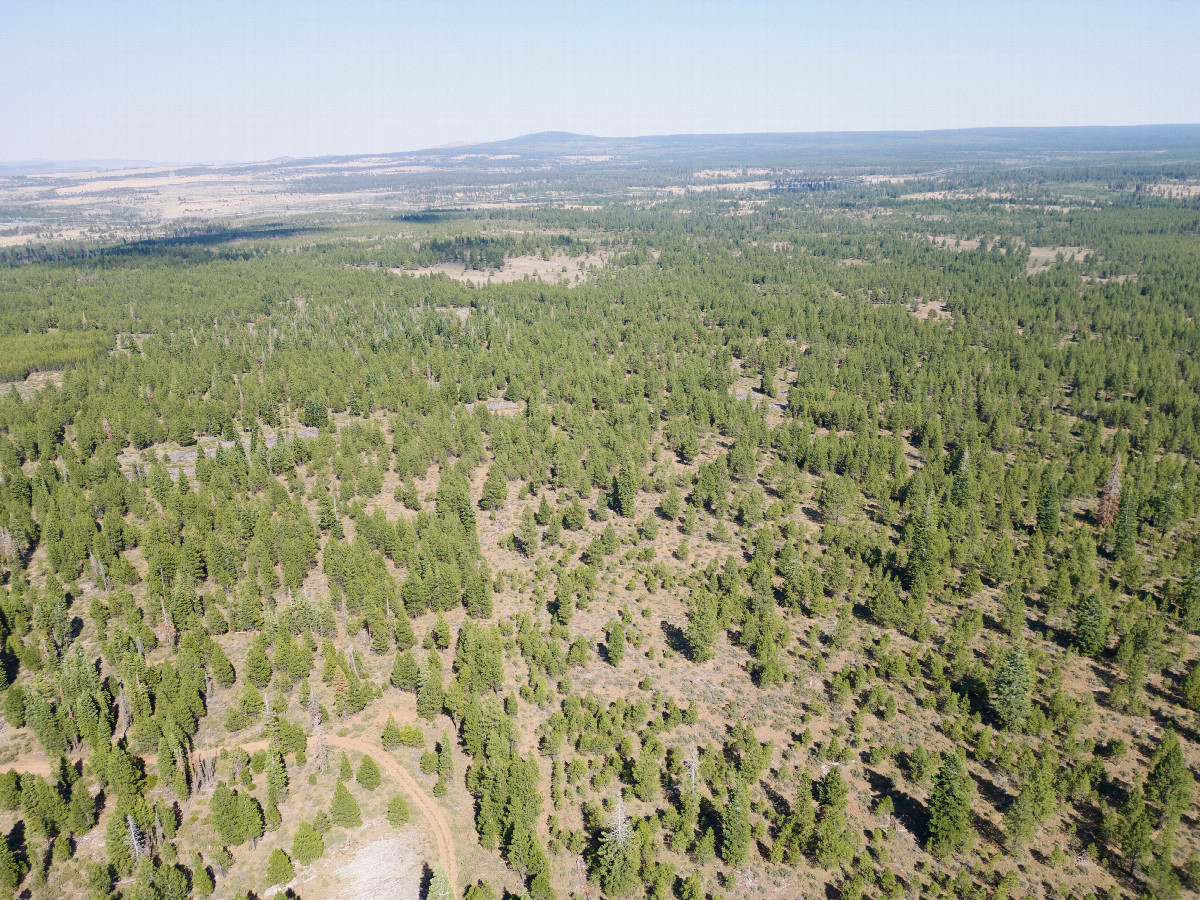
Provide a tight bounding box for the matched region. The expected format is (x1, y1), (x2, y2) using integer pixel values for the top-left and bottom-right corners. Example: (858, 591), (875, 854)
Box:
(311, 834), (423, 900)
(432, 306), (471, 322)
(1027, 245), (1096, 274)
(692, 168), (774, 179)
(929, 235), (980, 251)
(685, 180), (773, 192)
(1141, 183), (1200, 198)
(392, 251), (608, 286)
(464, 399), (523, 415)
(0, 370), (63, 399)
(911, 299), (951, 322)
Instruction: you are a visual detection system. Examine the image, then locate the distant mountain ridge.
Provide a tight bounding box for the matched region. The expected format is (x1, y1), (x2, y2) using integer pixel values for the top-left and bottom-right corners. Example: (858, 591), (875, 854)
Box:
(9, 124), (1200, 177)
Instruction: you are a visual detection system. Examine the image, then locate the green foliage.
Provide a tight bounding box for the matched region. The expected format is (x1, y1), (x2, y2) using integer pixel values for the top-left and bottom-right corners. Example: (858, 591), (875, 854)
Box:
(605, 621), (625, 666)
(266, 848), (295, 885)
(1, 153), (1200, 900)
(685, 590), (719, 662)
(926, 752), (973, 858)
(387, 792), (411, 826)
(330, 781), (362, 828)
(990, 642), (1034, 731)
(1147, 729), (1194, 825)
(356, 755), (382, 790)
(417, 652), (445, 720)
(480, 466), (507, 510)
(719, 782), (752, 865)
(291, 820), (325, 865)
(1075, 592), (1110, 656)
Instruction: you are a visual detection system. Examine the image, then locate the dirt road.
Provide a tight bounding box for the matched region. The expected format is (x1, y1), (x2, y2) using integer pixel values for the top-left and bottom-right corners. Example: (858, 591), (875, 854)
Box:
(239, 728), (459, 891)
(323, 733), (458, 891)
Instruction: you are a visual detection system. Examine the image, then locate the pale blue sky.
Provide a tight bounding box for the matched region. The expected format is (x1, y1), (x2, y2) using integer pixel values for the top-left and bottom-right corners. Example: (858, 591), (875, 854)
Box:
(2, 0), (1198, 163)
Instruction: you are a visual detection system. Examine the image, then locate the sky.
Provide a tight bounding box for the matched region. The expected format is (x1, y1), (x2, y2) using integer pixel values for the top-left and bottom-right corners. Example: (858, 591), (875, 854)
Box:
(2, 0), (1199, 164)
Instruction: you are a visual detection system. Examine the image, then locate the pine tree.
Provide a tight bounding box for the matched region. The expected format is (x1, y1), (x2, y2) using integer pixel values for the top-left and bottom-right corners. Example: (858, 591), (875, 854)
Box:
(516, 506), (539, 557)
(238, 793), (265, 846)
(596, 798), (640, 898)
(1003, 779), (1036, 848)
(660, 485), (682, 521)
(1179, 560), (1200, 634)
(1113, 490), (1137, 558)
(562, 498), (586, 531)
(387, 793), (411, 826)
(684, 590), (719, 662)
(356, 755), (381, 791)
(479, 466), (507, 510)
(606, 621), (625, 666)
(907, 491), (938, 598)
(391, 650), (421, 692)
(395, 612), (417, 651)
(926, 752), (973, 858)
(381, 716), (404, 750)
(1147, 729), (1194, 824)
(613, 461), (638, 518)
(209, 643), (236, 687)
(1074, 592), (1110, 656)
(1182, 659), (1200, 710)
(266, 848), (295, 885)
(720, 782), (752, 865)
(1121, 783), (1153, 875)
(813, 771), (852, 871)
(428, 865), (453, 900)
(245, 639), (272, 688)
(464, 882), (497, 900)
(534, 493), (553, 526)
(417, 653), (445, 720)
(0, 833), (21, 896)
(819, 474), (851, 526)
(990, 642), (1033, 731)
(1036, 480), (1060, 539)
(1155, 475), (1182, 534)
(266, 742), (288, 808)
(769, 779), (815, 864)
(291, 821), (325, 865)
(330, 781), (362, 828)
(437, 731), (454, 782)
(192, 856), (215, 895)
(949, 448), (972, 508)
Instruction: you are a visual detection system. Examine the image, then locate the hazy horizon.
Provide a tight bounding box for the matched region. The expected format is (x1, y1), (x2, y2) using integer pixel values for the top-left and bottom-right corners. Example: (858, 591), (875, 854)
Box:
(4, 123), (1200, 172)
(3, 0), (1200, 165)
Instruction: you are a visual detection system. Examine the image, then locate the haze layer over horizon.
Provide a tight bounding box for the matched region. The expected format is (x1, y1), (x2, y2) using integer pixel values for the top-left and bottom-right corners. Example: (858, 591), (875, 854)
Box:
(3, 0), (1199, 165)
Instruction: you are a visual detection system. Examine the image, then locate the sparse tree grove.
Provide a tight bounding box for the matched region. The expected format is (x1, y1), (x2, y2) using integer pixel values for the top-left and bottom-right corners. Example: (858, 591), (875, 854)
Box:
(0, 146), (1197, 900)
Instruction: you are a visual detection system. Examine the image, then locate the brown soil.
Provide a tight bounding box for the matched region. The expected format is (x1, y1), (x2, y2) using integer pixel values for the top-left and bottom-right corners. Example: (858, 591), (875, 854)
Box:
(391, 251), (609, 287)
(0, 370), (63, 399)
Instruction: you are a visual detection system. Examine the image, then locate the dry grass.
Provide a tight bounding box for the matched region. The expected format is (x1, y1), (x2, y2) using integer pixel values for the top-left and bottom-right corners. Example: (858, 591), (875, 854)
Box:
(1026, 245), (1096, 274)
(391, 251), (609, 287)
(0, 370), (63, 399)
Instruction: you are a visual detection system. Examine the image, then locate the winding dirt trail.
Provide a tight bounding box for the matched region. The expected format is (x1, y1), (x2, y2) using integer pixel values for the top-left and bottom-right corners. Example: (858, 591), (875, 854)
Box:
(323, 732), (459, 891)
(235, 728), (458, 890)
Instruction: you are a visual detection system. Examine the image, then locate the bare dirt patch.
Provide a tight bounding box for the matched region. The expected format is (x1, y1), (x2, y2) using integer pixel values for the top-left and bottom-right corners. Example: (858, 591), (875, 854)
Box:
(1141, 183), (1200, 199)
(392, 251), (608, 287)
(465, 399), (523, 415)
(299, 834), (423, 900)
(0, 370), (64, 399)
(433, 306), (471, 323)
(910, 298), (951, 323)
(1026, 245), (1096, 274)
(929, 235), (980, 251)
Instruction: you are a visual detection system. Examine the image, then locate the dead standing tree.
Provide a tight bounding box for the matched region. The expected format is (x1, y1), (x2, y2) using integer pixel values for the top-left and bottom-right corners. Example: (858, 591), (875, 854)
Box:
(1097, 452), (1122, 527)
